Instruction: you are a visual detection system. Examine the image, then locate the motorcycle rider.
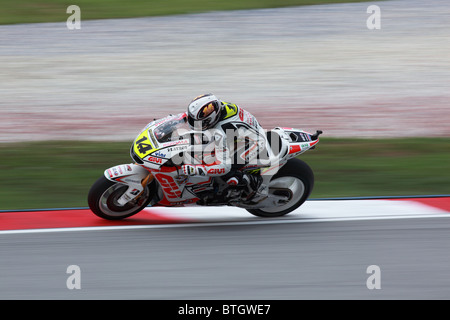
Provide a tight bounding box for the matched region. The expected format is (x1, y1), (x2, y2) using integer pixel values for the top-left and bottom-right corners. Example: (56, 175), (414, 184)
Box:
(181, 93), (270, 202)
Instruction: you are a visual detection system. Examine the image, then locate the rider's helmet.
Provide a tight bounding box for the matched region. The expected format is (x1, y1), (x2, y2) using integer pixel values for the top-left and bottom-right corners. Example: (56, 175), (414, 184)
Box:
(187, 94), (222, 130)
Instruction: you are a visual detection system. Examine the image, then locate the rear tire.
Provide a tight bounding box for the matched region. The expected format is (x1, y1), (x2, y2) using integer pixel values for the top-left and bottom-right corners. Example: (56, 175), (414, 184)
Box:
(246, 158), (314, 218)
(88, 176), (153, 220)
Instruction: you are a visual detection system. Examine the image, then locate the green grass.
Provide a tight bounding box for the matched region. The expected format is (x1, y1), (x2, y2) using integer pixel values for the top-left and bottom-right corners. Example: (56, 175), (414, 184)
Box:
(1, 0), (378, 24)
(0, 138), (449, 210)
(0, 141), (131, 210)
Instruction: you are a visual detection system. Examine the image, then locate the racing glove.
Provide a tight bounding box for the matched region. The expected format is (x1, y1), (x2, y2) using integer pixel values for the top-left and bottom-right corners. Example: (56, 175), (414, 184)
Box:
(181, 164), (206, 176)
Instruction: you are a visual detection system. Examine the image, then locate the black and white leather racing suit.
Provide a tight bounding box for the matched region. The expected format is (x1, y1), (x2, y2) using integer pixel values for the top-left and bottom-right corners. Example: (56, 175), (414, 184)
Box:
(182, 101), (270, 201)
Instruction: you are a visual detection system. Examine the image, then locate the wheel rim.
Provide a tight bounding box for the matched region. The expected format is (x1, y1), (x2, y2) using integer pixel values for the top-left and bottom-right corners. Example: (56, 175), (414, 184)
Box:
(259, 176), (305, 213)
(98, 183), (150, 217)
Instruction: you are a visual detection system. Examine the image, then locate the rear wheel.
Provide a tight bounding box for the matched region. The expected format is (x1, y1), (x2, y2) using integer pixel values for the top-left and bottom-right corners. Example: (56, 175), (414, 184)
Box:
(246, 158), (314, 217)
(88, 176), (153, 220)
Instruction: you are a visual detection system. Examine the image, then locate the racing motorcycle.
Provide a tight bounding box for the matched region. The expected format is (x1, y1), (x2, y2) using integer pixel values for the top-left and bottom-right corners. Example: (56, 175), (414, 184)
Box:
(88, 112), (322, 220)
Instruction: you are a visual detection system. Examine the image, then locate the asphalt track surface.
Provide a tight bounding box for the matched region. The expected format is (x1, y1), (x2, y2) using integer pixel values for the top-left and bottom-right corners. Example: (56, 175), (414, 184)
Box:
(2, 214), (450, 300)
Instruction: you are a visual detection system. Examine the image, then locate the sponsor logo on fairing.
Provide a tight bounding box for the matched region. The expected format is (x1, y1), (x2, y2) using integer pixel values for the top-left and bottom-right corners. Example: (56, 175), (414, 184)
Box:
(207, 168), (225, 175)
(162, 139), (189, 147)
(147, 156), (163, 164)
(152, 150), (167, 158)
(157, 174), (182, 200)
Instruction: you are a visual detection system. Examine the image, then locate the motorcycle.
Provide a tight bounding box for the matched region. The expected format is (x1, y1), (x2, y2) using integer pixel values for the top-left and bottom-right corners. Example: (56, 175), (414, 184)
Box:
(88, 112), (322, 220)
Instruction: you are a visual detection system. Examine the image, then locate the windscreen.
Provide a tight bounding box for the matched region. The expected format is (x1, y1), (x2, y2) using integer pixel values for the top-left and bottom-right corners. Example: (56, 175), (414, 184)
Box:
(153, 114), (189, 143)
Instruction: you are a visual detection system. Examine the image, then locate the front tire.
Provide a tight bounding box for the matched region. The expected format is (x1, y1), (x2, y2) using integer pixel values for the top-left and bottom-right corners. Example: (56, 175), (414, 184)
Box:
(88, 176), (153, 220)
(246, 158), (314, 218)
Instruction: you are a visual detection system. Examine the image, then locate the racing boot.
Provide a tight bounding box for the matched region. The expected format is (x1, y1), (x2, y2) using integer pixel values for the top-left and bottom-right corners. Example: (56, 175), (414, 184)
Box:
(225, 172), (267, 202)
(242, 174), (267, 203)
(225, 171), (246, 199)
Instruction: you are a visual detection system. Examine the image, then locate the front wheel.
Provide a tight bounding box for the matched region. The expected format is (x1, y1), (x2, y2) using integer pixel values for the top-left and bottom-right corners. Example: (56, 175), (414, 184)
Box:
(88, 176), (153, 220)
(246, 158), (314, 218)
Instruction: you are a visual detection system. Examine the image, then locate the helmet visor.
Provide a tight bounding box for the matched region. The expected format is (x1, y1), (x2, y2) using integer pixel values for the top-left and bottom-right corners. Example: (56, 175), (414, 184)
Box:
(198, 101), (219, 119)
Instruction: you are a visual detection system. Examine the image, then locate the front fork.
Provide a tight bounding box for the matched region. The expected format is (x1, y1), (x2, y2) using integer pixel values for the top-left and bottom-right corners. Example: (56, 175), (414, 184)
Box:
(104, 163), (154, 206)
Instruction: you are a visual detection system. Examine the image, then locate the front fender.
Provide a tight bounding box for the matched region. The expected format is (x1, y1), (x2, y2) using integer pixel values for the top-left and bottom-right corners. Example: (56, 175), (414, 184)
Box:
(105, 163), (149, 183)
(104, 163), (152, 205)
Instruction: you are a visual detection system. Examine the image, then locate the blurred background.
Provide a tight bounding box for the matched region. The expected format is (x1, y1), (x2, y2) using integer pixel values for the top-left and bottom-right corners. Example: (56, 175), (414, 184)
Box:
(0, 0), (449, 209)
